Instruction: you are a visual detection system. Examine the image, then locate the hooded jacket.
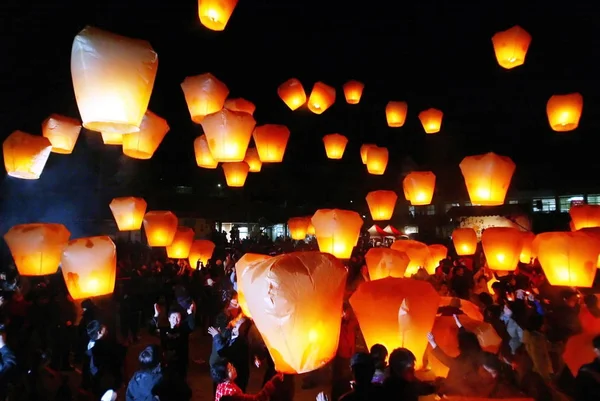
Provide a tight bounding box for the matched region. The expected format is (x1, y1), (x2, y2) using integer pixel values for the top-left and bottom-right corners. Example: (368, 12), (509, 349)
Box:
(126, 366), (162, 401)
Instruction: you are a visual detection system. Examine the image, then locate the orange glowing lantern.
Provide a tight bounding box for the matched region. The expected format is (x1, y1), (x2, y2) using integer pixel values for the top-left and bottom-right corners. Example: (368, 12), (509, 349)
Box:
(109, 197), (147, 231)
(244, 148), (262, 172)
(240, 252), (348, 373)
(101, 132), (123, 145)
(535, 232), (600, 288)
(459, 152), (516, 206)
(188, 239), (216, 267)
(519, 232), (536, 264)
(366, 190), (398, 221)
(366, 146), (389, 175)
(306, 220), (316, 236)
(71, 26), (158, 134)
(3, 131), (52, 180)
(360, 144), (376, 164)
(546, 93), (583, 132)
(391, 240), (432, 276)
(4, 223), (70, 276)
(181, 73), (229, 123)
(427, 244), (448, 273)
(307, 82), (336, 114)
(194, 135), (218, 169)
(235, 253), (272, 318)
(385, 101), (408, 128)
(278, 78), (306, 111)
(122, 111), (170, 160)
(570, 204), (600, 231)
(61, 236), (116, 300)
(492, 25), (532, 70)
(253, 124), (290, 163)
(222, 162), (250, 187)
(578, 227), (600, 267)
(166, 227), (195, 259)
(342, 80), (364, 104)
(365, 248), (410, 280)
(288, 217), (311, 240)
(143, 211), (178, 247)
(201, 109), (256, 162)
(322, 134), (348, 159)
(403, 171), (436, 206)
(42, 114), (82, 154)
(311, 209), (363, 259)
(452, 227), (478, 256)
(198, 0), (238, 31)
(350, 278), (440, 369)
(418, 108), (443, 134)
(481, 227), (523, 271)
(224, 97), (255, 115)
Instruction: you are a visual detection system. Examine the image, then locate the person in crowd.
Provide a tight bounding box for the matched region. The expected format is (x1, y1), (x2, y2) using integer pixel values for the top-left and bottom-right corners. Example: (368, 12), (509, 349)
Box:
(86, 320), (126, 397)
(0, 324), (16, 401)
(575, 334), (600, 401)
(126, 345), (163, 401)
(331, 303), (359, 401)
(369, 344), (388, 384)
(478, 351), (524, 397)
(522, 312), (553, 382)
(501, 303), (524, 355)
(382, 348), (437, 401)
(337, 352), (384, 400)
(212, 362), (282, 401)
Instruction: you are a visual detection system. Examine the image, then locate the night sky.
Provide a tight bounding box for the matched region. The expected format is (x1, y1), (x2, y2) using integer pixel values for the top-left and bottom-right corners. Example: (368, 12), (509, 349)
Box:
(1, 0), (599, 227)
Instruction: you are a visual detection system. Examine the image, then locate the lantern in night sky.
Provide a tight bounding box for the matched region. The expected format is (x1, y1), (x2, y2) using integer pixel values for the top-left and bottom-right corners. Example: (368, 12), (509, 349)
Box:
(365, 247), (410, 280)
(459, 152), (516, 206)
(360, 144), (376, 164)
(306, 220), (316, 236)
(166, 227), (195, 259)
(288, 217), (311, 240)
(188, 239), (216, 267)
(222, 162), (250, 187)
(311, 209), (363, 259)
(253, 124), (290, 163)
(403, 171), (436, 206)
(342, 80), (364, 104)
(143, 211), (178, 247)
(546, 93), (583, 132)
(322, 134), (348, 159)
(101, 132), (123, 145)
(194, 135), (218, 169)
(366, 146), (388, 175)
(519, 231), (536, 264)
(482, 227), (524, 271)
(385, 101), (408, 128)
(492, 25), (532, 70)
(235, 253), (271, 318)
(224, 97), (255, 115)
(452, 228), (478, 256)
(3, 131), (52, 179)
(109, 197), (147, 231)
(278, 78), (306, 111)
(427, 244), (448, 273)
(366, 190), (398, 221)
(244, 148), (262, 172)
(201, 109), (256, 162)
(42, 114), (82, 154)
(418, 108), (443, 134)
(391, 240), (432, 276)
(307, 82), (335, 114)
(122, 111), (170, 160)
(198, 0), (238, 31)
(181, 73), (229, 123)
(570, 205), (600, 231)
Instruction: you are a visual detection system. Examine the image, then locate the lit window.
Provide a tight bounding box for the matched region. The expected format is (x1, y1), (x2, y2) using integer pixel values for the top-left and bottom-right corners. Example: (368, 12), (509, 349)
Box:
(559, 195), (583, 212)
(445, 203), (459, 212)
(588, 194), (600, 205)
(426, 205), (436, 215)
(532, 198), (556, 213)
(508, 200), (519, 204)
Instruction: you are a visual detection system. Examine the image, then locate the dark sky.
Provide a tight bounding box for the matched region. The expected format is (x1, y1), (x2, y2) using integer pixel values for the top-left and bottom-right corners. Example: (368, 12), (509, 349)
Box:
(1, 0), (599, 225)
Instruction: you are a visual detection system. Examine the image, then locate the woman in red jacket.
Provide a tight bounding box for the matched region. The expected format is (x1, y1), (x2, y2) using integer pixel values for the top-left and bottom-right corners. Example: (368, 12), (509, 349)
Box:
(213, 362), (283, 401)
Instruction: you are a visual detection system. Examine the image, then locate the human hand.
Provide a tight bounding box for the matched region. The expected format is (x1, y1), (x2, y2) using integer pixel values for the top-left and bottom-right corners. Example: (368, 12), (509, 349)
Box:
(453, 314), (462, 328)
(153, 303), (160, 317)
(426, 332), (437, 348)
(208, 327), (220, 337)
(316, 391), (329, 401)
(187, 302), (195, 315)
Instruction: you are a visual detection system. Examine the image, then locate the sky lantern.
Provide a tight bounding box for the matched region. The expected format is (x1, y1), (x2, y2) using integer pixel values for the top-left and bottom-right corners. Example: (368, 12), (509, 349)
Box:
(181, 73), (229, 123)
(4, 223), (70, 276)
(278, 78), (306, 111)
(198, 0), (238, 31)
(222, 162), (250, 187)
(244, 148), (262, 172)
(194, 135), (218, 169)
(253, 124), (290, 163)
(61, 236), (116, 300)
(201, 109), (256, 162)
(241, 252), (347, 373)
(427, 244), (448, 273)
(519, 231), (536, 264)
(311, 209), (363, 259)
(390, 240), (432, 276)
(235, 253), (272, 318)
(188, 239), (216, 267)
(322, 134), (348, 159)
(452, 227), (478, 255)
(306, 220), (316, 236)
(546, 93), (583, 132)
(491, 25), (532, 70)
(482, 227), (523, 271)
(569, 204), (600, 231)
(307, 82), (336, 114)
(3, 131), (52, 180)
(385, 101), (408, 128)
(166, 227), (195, 259)
(71, 26), (158, 134)
(224, 97), (255, 115)
(360, 144), (376, 164)
(459, 152), (516, 206)
(535, 232), (600, 288)
(41, 114), (82, 154)
(364, 248), (410, 280)
(366, 190), (398, 221)
(122, 111), (170, 160)
(403, 171), (436, 206)
(101, 132), (123, 145)
(578, 227), (600, 267)
(288, 217), (311, 240)
(342, 80), (364, 104)
(109, 197), (147, 231)
(366, 146), (389, 175)
(143, 211), (178, 247)
(350, 278), (439, 369)
(418, 108), (443, 134)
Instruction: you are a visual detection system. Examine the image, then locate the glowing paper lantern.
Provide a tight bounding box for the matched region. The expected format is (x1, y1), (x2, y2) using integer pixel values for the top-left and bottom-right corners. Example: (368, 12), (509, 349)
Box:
(364, 248), (410, 280)
(307, 82), (335, 114)
(546, 93), (583, 132)
(366, 146), (389, 175)
(143, 211), (178, 247)
(288, 217), (311, 240)
(240, 252), (348, 373)
(181, 73), (229, 123)
(569, 204), (600, 231)
(244, 148), (262, 172)
(322, 134), (348, 160)
(3, 223), (70, 276)
(578, 227), (600, 267)
(311, 209), (363, 259)
(452, 228), (478, 256)
(519, 232), (536, 264)
(194, 135), (218, 168)
(385, 101), (408, 127)
(198, 0), (238, 31)
(366, 190), (398, 221)
(427, 244), (448, 273)
(109, 197), (147, 231)
(41, 114), (82, 154)
(535, 232), (600, 288)
(360, 144), (376, 164)
(418, 108), (443, 134)
(459, 152), (516, 206)
(481, 227), (523, 271)
(122, 111), (170, 160)
(101, 132), (123, 145)
(350, 278), (439, 369)
(61, 236), (116, 300)
(235, 253), (272, 317)
(391, 240), (432, 276)
(222, 162), (249, 187)
(201, 109), (256, 162)
(278, 78), (306, 111)
(253, 124), (290, 163)
(492, 25), (532, 70)
(342, 80), (364, 104)
(224, 97), (255, 115)
(188, 239), (216, 267)
(166, 227), (195, 259)
(306, 221), (316, 236)
(403, 171), (436, 206)
(71, 26), (158, 133)
(3, 131), (52, 180)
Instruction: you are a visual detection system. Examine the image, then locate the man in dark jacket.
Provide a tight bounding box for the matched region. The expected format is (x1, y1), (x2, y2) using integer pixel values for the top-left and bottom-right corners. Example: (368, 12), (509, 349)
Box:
(86, 320), (126, 397)
(209, 316), (251, 392)
(338, 352), (384, 401)
(126, 345), (162, 401)
(0, 324), (16, 401)
(382, 348), (437, 401)
(575, 334), (600, 401)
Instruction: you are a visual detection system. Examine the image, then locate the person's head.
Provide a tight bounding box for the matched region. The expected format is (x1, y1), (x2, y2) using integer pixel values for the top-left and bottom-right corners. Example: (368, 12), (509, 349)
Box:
(168, 310), (182, 328)
(502, 303), (513, 318)
(593, 335), (600, 359)
(138, 345), (160, 370)
(457, 330), (482, 355)
(584, 294), (599, 310)
(210, 362), (237, 382)
(350, 352), (375, 385)
(370, 343), (388, 370)
(479, 292), (493, 307)
(527, 313), (545, 333)
(563, 290), (579, 308)
(388, 348), (416, 380)
(86, 320), (106, 341)
(439, 282), (449, 295)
